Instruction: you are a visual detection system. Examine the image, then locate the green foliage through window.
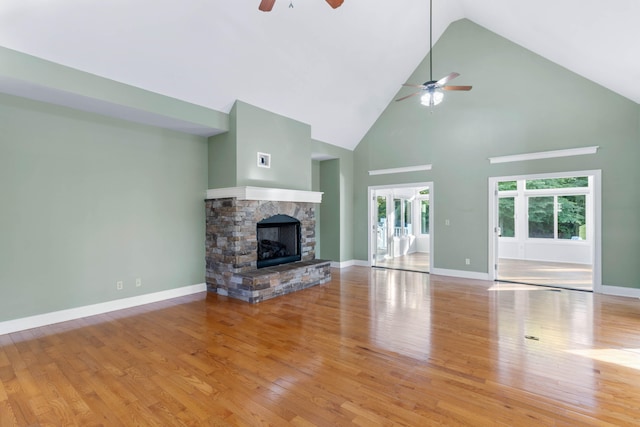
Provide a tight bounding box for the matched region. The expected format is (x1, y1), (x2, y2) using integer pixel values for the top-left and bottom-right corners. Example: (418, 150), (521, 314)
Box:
(498, 181), (517, 191)
(526, 177), (588, 190)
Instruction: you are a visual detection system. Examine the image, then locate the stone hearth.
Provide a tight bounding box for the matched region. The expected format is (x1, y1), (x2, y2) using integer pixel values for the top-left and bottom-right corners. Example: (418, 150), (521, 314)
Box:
(205, 187), (330, 303)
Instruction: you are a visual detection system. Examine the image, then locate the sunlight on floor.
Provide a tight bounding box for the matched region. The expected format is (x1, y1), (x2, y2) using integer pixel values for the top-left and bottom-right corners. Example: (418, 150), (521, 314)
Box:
(566, 348), (640, 371)
(488, 282), (560, 292)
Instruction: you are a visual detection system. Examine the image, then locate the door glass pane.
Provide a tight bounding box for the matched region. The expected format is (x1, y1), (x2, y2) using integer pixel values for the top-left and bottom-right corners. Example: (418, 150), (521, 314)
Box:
(421, 200), (429, 234)
(376, 196), (388, 259)
(499, 197), (515, 237)
(404, 200), (412, 235)
(394, 199), (402, 236)
(528, 196), (554, 238)
(558, 195), (586, 240)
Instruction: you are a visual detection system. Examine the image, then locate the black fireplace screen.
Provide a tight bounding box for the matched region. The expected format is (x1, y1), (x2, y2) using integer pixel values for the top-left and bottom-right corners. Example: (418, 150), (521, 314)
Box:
(257, 214), (301, 268)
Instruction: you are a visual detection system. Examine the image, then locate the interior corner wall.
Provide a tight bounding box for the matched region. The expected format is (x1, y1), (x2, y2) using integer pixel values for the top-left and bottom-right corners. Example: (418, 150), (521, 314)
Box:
(234, 101), (312, 191)
(353, 18), (640, 289)
(208, 104), (238, 189)
(319, 159), (341, 261)
(312, 160), (322, 257)
(0, 93), (208, 323)
(311, 140), (355, 263)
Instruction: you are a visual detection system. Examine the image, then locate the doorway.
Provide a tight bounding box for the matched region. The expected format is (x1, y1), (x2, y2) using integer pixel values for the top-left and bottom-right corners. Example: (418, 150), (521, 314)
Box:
(489, 171), (601, 292)
(369, 182), (433, 273)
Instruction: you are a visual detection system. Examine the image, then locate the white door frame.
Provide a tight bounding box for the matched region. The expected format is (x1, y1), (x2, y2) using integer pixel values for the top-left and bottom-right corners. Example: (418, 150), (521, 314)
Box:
(488, 170), (601, 292)
(368, 181), (434, 268)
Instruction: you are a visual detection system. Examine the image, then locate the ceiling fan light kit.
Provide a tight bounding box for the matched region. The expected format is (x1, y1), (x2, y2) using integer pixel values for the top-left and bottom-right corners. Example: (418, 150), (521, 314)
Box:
(421, 87), (444, 107)
(395, 0), (472, 107)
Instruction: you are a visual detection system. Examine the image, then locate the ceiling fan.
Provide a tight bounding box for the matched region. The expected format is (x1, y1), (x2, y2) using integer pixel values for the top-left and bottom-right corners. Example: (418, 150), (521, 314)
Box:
(395, 0), (471, 107)
(259, 0), (344, 12)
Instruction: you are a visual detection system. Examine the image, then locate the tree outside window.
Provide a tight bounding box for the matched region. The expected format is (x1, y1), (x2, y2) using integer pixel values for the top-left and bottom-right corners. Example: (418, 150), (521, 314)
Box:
(528, 195), (586, 240)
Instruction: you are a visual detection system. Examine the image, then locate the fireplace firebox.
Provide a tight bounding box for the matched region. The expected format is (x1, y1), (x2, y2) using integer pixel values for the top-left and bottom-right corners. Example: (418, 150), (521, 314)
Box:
(257, 214), (301, 268)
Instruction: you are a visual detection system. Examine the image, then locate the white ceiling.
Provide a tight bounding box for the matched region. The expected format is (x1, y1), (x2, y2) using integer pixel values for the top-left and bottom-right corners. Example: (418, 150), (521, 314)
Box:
(1, 0), (638, 150)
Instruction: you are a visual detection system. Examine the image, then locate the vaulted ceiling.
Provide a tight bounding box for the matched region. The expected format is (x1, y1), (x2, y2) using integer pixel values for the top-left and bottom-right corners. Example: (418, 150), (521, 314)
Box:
(1, 0), (638, 150)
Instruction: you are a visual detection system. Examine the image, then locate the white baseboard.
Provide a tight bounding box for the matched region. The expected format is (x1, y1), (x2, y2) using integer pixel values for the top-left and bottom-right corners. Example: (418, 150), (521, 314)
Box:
(0, 283), (207, 336)
(600, 285), (640, 298)
(430, 268), (491, 281)
(330, 260), (369, 268)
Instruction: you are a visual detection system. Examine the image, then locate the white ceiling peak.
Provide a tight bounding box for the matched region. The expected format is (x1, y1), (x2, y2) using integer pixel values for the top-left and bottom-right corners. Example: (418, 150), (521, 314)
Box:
(0, 0), (638, 150)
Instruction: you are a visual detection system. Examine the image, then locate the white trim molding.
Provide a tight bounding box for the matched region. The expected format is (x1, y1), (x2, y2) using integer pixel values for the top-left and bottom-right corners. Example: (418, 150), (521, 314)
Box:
(430, 268), (491, 281)
(330, 260), (368, 268)
(488, 146), (599, 164)
(368, 164), (432, 176)
(0, 283), (207, 336)
(206, 186), (323, 203)
(600, 285), (640, 298)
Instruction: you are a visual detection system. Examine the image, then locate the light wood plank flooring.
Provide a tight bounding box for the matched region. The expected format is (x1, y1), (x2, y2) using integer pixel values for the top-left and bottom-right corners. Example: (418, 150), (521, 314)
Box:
(1, 267), (639, 425)
(375, 252), (430, 272)
(498, 258), (593, 291)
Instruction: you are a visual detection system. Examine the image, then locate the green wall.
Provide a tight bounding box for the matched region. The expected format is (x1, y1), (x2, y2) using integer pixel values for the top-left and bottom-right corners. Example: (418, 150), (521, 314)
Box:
(0, 93), (208, 322)
(208, 101), (312, 191)
(354, 19), (640, 288)
(0, 46), (228, 132)
(319, 159), (341, 260)
(312, 160), (322, 257)
(208, 104), (238, 188)
(312, 140), (354, 263)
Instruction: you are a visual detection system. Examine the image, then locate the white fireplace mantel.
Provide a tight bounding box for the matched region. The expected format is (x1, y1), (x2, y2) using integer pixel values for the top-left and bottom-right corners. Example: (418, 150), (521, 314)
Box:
(205, 186), (323, 203)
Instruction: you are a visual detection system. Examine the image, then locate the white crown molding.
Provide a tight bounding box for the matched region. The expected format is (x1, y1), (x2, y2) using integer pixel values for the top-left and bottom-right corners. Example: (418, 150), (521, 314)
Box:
(488, 146), (599, 164)
(369, 164), (432, 176)
(206, 186), (323, 203)
(0, 283), (206, 336)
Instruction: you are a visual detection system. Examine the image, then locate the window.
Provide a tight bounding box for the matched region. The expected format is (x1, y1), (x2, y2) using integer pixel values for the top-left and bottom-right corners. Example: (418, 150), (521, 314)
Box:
(528, 195), (586, 240)
(526, 177), (588, 189)
(498, 177), (589, 242)
(498, 181), (517, 191)
(528, 196), (554, 238)
(558, 195), (586, 240)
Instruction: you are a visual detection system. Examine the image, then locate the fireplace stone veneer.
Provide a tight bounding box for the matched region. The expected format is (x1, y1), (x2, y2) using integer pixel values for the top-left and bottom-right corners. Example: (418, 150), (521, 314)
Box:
(205, 189), (330, 303)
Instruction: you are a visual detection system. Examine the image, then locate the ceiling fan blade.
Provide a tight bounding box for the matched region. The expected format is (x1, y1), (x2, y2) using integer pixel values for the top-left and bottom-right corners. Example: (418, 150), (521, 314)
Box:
(326, 0), (344, 8)
(402, 83), (426, 89)
(395, 92), (422, 102)
(259, 0), (276, 11)
(436, 72), (460, 86)
(443, 85), (472, 91)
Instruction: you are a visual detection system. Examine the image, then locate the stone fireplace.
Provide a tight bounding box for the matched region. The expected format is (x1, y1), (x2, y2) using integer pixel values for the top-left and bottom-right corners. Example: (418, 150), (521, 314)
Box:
(205, 186), (331, 303)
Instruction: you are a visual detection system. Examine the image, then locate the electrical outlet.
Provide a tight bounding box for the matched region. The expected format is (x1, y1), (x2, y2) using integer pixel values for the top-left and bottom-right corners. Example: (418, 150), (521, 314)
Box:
(445, 219), (450, 226)
(465, 258), (471, 265)
(135, 277), (142, 287)
(116, 280), (123, 290)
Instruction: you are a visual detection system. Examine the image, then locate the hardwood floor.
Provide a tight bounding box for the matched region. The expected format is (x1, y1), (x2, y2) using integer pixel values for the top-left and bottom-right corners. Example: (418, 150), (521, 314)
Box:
(498, 258), (593, 291)
(1, 267), (640, 426)
(375, 252), (430, 273)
